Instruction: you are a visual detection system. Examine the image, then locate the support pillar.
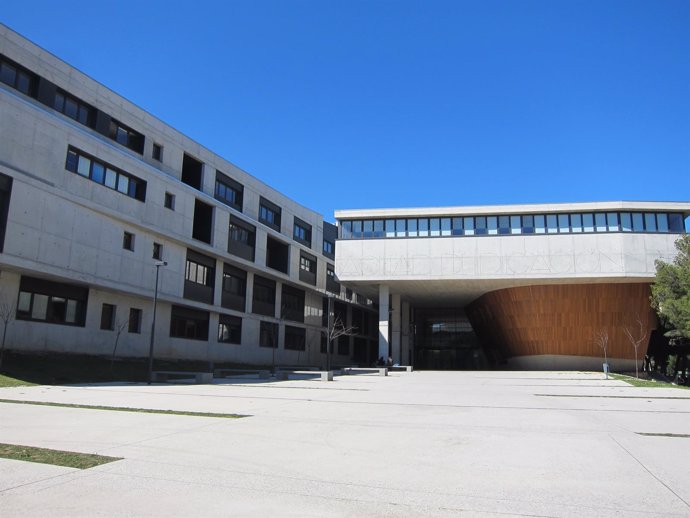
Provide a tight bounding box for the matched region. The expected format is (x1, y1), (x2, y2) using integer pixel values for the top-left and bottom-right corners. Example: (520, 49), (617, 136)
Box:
(378, 284), (389, 361)
(391, 293), (401, 364)
(401, 300), (410, 365)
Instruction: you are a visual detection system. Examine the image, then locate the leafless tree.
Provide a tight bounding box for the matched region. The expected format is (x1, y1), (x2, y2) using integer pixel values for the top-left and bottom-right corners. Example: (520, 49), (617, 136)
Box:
(323, 313), (357, 370)
(593, 329), (610, 378)
(624, 315), (648, 379)
(110, 319), (130, 370)
(0, 297), (15, 370)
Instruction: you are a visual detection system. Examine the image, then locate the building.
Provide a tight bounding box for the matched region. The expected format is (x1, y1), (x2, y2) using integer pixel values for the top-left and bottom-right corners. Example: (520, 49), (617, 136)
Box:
(0, 25), (377, 368)
(1, 24), (689, 371)
(334, 204), (690, 370)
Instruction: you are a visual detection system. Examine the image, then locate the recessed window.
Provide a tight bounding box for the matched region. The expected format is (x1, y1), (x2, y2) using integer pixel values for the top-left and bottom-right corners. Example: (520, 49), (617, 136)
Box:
(215, 171), (243, 211)
(299, 251), (317, 285)
(123, 232), (134, 251)
(228, 215), (256, 262)
(153, 242), (163, 260)
(170, 305), (209, 341)
(218, 314), (242, 344)
(221, 264), (247, 312)
(66, 147), (146, 201)
(259, 321), (278, 348)
(323, 240), (334, 256)
(284, 325), (306, 351)
(16, 276), (88, 327)
(152, 143), (163, 162)
(54, 90), (92, 126)
(181, 154), (203, 190)
(282, 284), (305, 323)
(109, 119), (144, 154)
(0, 56), (35, 96)
(164, 192), (175, 210)
(252, 275), (276, 317)
(293, 217), (312, 247)
(100, 303), (115, 330)
(128, 308), (142, 334)
(259, 197), (281, 231)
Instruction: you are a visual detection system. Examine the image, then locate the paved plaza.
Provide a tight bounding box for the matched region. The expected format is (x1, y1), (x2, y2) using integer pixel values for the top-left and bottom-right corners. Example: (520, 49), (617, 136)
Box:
(1, 371), (689, 517)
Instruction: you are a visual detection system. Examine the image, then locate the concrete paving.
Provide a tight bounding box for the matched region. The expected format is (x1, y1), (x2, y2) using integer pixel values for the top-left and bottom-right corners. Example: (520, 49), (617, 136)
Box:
(1, 371), (689, 517)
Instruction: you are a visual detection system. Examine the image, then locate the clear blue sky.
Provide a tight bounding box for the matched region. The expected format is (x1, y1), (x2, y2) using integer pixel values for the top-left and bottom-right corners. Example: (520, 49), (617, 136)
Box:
(3, 1), (689, 221)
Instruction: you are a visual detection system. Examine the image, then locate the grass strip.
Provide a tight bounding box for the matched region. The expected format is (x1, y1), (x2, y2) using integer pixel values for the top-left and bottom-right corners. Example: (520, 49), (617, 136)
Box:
(0, 398), (248, 419)
(610, 373), (690, 390)
(0, 443), (121, 469)
(0, 374), (36, 388)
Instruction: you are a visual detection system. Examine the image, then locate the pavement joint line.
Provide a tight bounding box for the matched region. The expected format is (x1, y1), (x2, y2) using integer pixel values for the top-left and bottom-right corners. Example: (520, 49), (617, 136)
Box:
(635, 432), (690, 438)
(609, 434), (690, 510)
(0, 463), (89, 494)
(535, 394), (690, 400)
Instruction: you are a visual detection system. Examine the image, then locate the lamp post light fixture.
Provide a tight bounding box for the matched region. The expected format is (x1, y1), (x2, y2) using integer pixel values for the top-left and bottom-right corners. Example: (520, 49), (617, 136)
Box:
(147, 260), (167, 384)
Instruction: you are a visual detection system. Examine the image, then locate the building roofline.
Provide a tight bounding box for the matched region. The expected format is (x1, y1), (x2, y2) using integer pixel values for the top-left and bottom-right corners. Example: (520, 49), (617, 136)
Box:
(334, 201), (690, 220)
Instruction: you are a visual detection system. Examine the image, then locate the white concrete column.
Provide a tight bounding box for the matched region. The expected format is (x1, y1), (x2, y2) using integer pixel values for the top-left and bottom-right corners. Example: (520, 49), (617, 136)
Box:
(401, 300), (410, 365)
(274, 281), (283, 319)
(378, 284), (389, 361)
(245, 272), (255, 314)
(391, 293), (401, 363)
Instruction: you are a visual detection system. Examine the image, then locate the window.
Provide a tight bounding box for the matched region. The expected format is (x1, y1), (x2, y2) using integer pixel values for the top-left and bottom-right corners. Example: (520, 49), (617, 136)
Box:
(266, 237), (289, 274)
(259, 197), (281, 231)
(0, 55), (35, 95)
(323, 240), (334, 256)
(54, 90), (92, 126)
(170, 305), (209, 341)
(522, 215), (534, 234)
(475, 217), (487, 235)
(299, 252), (317, 285)
(284, 326), (306, 351)
(164, 192), (175, 210)
(595, 213), (607, 232)
(620, 212), (632, 232)
(558, 214), (570, 233)
(441, 218), (451, 236)
(16, 276), (88, 327)
(498, 216), (512, 235)
(218, 315), (242, 344)
(192, 199), (213, 244)
(214, 171), (243, 211)
(408, 219), (419, 237)
(260, 321), (278, 348)
(65, 147), (146, 201)
(396, 219), (406, 237)
(128, 308), (142, 334)
(282, 285), (305, 323)
(669, 213), (684, 232)
(510, 215), (521, 234)
(123, 232), (134, 251)
(373, 219), (385, 238)
(181, 154), (203, 190)
(253, 276), (276, 317)
(185, 259), (211, 286)
(228, 215), (256, 262)
(153, 242), (162, 260)
(101, 304), (115, 330)
(337, 335), (349, 356)
(644, 213), (657, 232)
(152, 143), (163, 162)
(606, 212), (619, 232)
(221, 264), (247, 312)
(109, 119), (144, 154)
(293, 217), (312, 247)
(546, 215), (558, 234)
(363, 220), (374, 238)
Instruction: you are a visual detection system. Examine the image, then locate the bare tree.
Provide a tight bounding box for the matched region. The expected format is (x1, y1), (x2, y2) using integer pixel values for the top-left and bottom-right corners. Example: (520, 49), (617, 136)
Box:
(593, 329), (610, 379)
(624, 315), (648, 379)
(110, 319), (130, 370)
(0, 298), (15, 371)
(323, 312), (357, 370)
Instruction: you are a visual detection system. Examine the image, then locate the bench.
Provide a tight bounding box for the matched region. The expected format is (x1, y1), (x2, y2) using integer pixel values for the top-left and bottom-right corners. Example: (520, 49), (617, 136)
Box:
(388, 365), (413, 372)
(276, 370), (334, 382)
(214, 368), (270, 379)
(151, 371), (213, 384)
(341, 367), (388, 377)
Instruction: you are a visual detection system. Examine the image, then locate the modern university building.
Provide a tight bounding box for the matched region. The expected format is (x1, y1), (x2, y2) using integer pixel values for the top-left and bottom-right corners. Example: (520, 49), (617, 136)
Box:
(1, 25), (688, 371)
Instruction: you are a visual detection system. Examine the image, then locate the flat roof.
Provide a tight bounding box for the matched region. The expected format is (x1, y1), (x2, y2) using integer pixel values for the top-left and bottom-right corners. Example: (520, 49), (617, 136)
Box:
(334, 201), (690, 220)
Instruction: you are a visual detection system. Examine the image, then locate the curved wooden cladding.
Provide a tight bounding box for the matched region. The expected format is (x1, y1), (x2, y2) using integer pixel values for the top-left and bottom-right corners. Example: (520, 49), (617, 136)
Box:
(465, 283), (657, 360)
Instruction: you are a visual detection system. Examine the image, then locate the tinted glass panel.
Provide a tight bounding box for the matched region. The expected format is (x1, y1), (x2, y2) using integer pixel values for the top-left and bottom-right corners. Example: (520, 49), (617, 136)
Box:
(668, 213), (684, 232)
(418, 219), (429, 237)
(535, 215), (545, 234)
(571, 213), (583, 233)
(620, 212), (632, 232)
(441, 218), (451, 236)
(374, 219), (384, 237)
(632, 213), (644, 231)
(396, 219), (406, 237)
(452, 217), (463, 236)
(546, 215), (558, 233)
(464, 217), (474, 235)
(407, 219), (418, 237)
(430, 218), (440, 236)
(606, 212), (619, 231)
(656, 213), (669, 232)
(595, 213), (607, 232)
(487, 216), (498, 235)
(644, 213), (656, 232)
(583, 213), (594, 232)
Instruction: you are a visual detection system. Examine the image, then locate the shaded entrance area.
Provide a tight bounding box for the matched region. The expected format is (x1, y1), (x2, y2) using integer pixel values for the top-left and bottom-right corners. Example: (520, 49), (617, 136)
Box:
(413, 308), (489, 370)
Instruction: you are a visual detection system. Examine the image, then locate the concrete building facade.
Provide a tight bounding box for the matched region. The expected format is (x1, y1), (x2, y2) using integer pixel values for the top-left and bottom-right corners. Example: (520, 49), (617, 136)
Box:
(334, 203), (690, 370)
(0, 25), (377, 368)
(1, 25), (689, 371)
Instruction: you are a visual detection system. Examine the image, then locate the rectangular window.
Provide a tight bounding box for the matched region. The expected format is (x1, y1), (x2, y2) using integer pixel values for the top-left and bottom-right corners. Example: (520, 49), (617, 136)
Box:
(300, 254), (316, 273)
(352, 220), (362, 239)
(430, 218), (441, 237)
(185, 259), (211, 286)
(326, 264), (340, 294)
(218, 315), (242, 344)
(0, 56), (36, 96)
(253, 276), (276, 317)
(498, 216), (510, 235)
(510, 215), (521, 234)
(558, 214), (570, 233)
(583, 213), (595, 232)
(463, 217), (475, 235)
(109, 119), (144, 154)
(299, 251), (317, 285)
(631, 212), (645, 232)
(656, 213), (669, 233)
(487, 216), (498, 235)
(16, 276), (88, 327)
(323, 239), (334, 255)
(522, 215), (534, 234)
(152, 143), (163, 161)
(452, 217), (464, 236)
(123, 231), (134, 251)
(170, 305), (209, 341)
(441, 218), (451, 236)
(395, 219), (406, 237)
(284, 325), (306, 351)
(668, 213), (684, 232)
(101, 303), (115, 330)
(534, 215), (546, 234)
(214, 171), (244, 211)
(164, 192), (175, 210)
(644, 213), (657, 232)
(418, 218), (429, 237)
(362, 220), (373, 238)
(341, 220), (353, 239)
(228, 215), (256, 262)
(546, 214), (558, 234)
(607, 212), (619, 231)
(620, 212), (632, 232)
(385, 219), (395, 238)
(293, 217), (312, 247)
(259, 197), (281, 231)
(184, 249), (216, 303)
(181, 154), (203, 190)
(259, 321), (278, 348)
(407, 219), (418, 237)
(153, 242), (162, 260)
(282, 285), (305, 323)
(475, 217), (487, 235)
(571, 213), (583, 233)
(128, 308), (142, 334)
(54, 89), (92, 126)
(65, 147), (146, 201)
(595, 213), (607, 232)
(373, 219), (385, 238)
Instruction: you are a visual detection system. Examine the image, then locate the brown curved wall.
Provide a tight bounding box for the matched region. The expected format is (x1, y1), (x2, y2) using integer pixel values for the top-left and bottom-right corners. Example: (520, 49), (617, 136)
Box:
(465, 283), (656, 361)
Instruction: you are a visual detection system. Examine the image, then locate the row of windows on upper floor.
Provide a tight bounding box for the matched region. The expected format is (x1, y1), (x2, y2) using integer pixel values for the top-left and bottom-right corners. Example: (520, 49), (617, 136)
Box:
(1, 54), (337, 258)
(339, 212), (686, 240)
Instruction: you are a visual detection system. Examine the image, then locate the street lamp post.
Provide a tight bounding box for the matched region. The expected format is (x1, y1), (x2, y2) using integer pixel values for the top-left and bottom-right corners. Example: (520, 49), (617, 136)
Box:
(326, 295), (333, 371)
(147, 261), (167, 384)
